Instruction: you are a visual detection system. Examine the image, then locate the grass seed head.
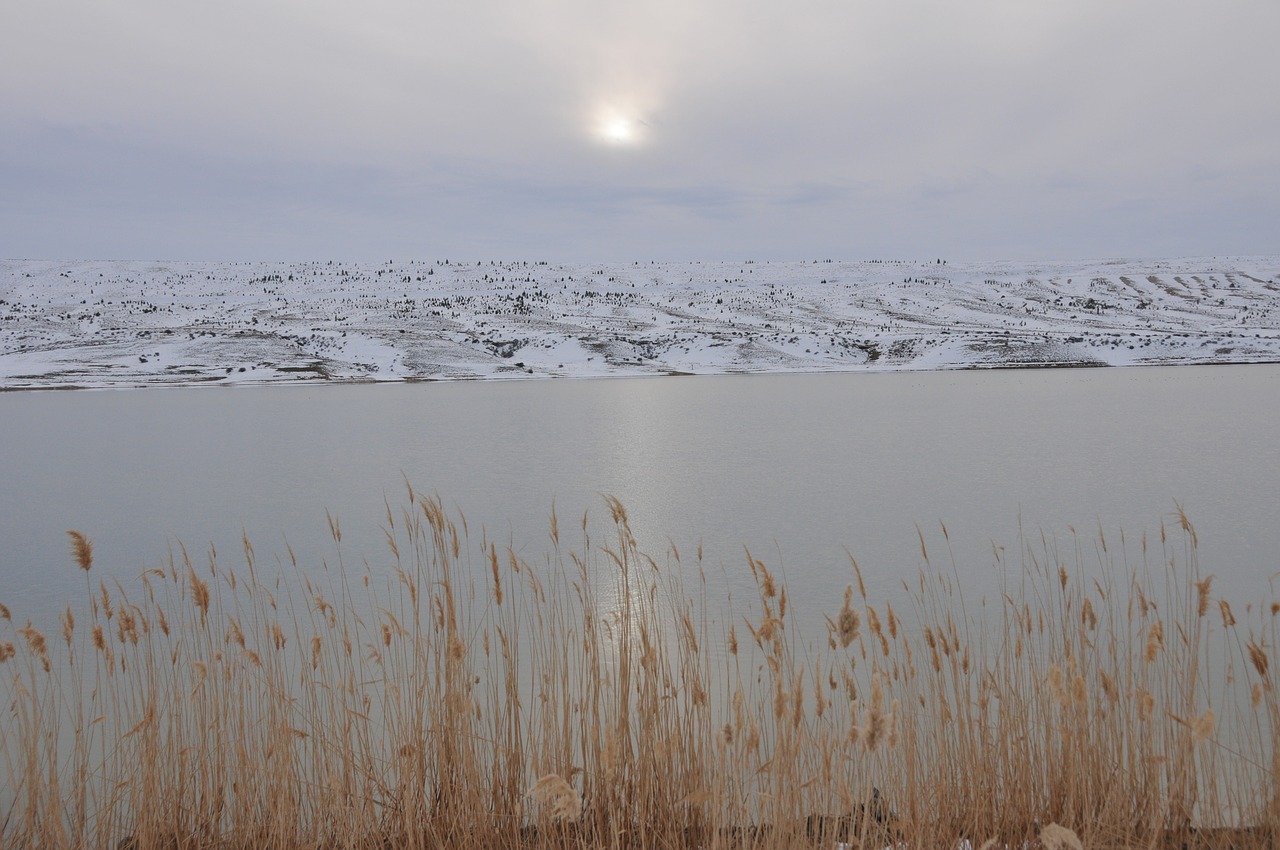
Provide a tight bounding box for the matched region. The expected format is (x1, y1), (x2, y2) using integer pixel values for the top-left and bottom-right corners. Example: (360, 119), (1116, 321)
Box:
(759, 562), (777, 599)
(1144, 619), (1164, 662)
(1071, 674), (1087, 705)
(61, 605), (75, 648)
(1192, 708), (1216, 745)
(18, 623), (50, 672)
(836, 586), (860, 648)
(99, 583), (113, 621)
(189, 569), (210, 617)
(1247, 640), (1269, 678)
(529, 774), (581, 822)
(1049, 665), (1070, 701)
(118, 608), (139, 644)
(1099, 670), (1118, 704)
(490, 546), (503, 605)
(1195, 576), (1213, 617)
(68, 531), (94, 571)
(852, 672), (893, 752)
(1138, 688), (1156, 720)
(227, 617), (245, 649)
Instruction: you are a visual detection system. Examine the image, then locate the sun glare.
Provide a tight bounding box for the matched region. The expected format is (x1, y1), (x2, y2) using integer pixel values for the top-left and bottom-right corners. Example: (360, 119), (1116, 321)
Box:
(604, 118), (634, 144)
(592, 107), (647, 147)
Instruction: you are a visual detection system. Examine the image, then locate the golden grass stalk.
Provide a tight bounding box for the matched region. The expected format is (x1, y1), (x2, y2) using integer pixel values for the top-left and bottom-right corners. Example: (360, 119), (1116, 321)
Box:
(0, 495), (1275, 850)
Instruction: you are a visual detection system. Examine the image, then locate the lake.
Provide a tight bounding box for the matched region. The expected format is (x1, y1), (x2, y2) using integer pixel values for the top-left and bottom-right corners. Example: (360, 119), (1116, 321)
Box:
(2, 364), (1279, 630)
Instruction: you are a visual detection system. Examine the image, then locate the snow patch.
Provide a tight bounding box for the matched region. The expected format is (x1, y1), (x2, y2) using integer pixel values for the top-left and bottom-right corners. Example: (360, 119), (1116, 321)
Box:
(3, 257), (1278, 390)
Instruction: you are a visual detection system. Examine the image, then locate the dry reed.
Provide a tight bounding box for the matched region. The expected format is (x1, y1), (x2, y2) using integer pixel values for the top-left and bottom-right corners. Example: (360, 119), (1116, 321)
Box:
(0, 493), (1276, 850)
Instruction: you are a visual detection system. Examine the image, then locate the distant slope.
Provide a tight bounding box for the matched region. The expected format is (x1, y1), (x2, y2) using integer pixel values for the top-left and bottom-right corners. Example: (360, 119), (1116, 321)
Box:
(2, 257), (1278, 389)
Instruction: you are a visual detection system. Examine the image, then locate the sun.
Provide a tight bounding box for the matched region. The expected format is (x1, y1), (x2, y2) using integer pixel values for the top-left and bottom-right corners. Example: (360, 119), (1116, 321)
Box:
(603, 117), (635, 144)
(591, 107), (647, 147)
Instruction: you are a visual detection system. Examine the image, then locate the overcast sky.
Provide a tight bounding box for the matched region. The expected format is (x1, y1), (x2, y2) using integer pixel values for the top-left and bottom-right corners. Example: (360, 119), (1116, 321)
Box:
(3, 0), (1277, 262)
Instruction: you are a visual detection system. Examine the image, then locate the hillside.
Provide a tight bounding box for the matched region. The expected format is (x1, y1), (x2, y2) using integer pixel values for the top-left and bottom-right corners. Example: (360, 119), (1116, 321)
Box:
(3, 256), (1279, 389)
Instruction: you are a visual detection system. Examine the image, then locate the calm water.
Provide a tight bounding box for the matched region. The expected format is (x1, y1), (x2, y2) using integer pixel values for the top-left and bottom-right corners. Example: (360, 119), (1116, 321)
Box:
(3, 365), (1279, 628)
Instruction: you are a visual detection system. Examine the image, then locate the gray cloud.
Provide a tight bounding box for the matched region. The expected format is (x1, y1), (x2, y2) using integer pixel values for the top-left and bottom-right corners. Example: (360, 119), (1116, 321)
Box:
(2, 0), (1277, 260)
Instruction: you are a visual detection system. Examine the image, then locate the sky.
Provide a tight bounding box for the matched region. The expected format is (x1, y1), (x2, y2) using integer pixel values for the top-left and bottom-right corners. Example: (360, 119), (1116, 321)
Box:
(2, 0), (1277, 262)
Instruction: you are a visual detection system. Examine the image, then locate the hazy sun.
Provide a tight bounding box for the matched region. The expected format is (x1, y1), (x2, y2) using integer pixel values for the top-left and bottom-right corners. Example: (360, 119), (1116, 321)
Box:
(604, 117), (634, 143)
(592, 107), (647, 147)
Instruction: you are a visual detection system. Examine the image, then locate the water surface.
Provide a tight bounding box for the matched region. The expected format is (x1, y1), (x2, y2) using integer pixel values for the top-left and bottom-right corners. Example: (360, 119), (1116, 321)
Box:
(3, 365), (1278, 627)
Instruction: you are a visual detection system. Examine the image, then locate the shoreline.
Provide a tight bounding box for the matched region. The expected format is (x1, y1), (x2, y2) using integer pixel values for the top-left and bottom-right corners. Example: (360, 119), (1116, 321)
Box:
(4, 351), (1280, 393)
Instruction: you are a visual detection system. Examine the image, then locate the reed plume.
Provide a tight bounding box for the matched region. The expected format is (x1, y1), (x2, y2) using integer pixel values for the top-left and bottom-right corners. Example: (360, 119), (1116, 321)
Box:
(67, 530), (94, 571)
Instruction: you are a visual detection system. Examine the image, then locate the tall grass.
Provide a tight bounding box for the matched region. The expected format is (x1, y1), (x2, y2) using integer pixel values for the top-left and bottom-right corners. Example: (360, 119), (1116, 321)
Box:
(1, 491), (1276, 850)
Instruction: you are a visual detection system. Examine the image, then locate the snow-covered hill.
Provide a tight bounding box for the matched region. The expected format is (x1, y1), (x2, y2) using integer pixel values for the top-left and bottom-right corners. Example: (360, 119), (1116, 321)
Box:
(3, 257), (1278, 389)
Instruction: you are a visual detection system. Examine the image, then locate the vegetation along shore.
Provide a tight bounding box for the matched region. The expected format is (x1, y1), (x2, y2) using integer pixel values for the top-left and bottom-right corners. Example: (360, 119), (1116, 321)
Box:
(1, 492), (1276, 850)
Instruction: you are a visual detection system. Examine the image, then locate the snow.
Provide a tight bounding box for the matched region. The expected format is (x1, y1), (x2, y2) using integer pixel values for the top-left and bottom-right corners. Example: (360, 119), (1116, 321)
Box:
(2, 256), (1279, 390)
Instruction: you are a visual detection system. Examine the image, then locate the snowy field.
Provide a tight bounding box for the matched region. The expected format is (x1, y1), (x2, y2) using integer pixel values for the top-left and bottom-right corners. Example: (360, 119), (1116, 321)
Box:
(2, 256), (1279, 389)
